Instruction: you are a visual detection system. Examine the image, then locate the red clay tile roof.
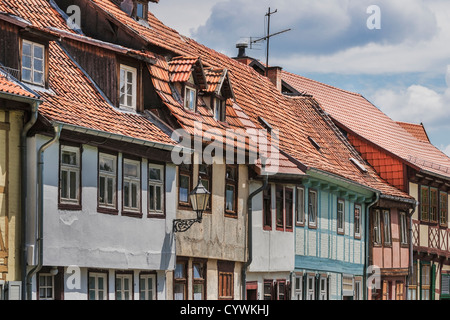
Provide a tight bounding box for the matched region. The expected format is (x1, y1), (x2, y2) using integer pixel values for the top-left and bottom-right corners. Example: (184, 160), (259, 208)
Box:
(37, 41), (175, 146)
(90, 0), (412, 198)
(281, 70), (450, 179)
(396, 121), (430, 143)
(0, 70), (38, 100)
(0, 0), (73, 32)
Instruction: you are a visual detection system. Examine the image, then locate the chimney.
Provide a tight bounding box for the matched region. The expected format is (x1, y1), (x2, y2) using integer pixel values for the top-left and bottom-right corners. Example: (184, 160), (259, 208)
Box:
(266, 66), (283, 92)
(236, 41), (248, 58)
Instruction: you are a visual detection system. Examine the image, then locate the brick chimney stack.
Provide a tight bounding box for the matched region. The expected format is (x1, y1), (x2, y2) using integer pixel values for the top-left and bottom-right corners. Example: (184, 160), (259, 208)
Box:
(267, 66), (283, 92)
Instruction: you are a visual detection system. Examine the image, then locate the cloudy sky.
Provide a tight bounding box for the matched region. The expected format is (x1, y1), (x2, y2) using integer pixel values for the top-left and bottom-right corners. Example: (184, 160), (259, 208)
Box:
(150, 0), (450, 156)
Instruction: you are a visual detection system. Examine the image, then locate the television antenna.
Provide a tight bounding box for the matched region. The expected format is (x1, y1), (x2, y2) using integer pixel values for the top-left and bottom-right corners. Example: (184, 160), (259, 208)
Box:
(250, 7), (291, 77)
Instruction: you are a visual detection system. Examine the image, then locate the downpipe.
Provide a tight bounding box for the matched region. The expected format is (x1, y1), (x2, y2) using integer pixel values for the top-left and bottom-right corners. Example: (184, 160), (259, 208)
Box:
(26, 124), (61, 300)
(363, 192), (379, 300)
(241, 163), (268, 300)
(405, 202), (417, 298)
(20, 101), (39, 300)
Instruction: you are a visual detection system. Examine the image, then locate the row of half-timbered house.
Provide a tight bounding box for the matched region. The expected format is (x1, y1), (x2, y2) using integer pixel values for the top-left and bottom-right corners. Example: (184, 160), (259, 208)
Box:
(0, 0), (448, 301)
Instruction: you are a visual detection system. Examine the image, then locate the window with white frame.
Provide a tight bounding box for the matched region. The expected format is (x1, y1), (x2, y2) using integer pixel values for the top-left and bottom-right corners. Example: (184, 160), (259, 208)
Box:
(337, 199), (345, 234)
(38, 274), (54, 300)
(115, 273), (133, 300)
(383, 209), (391, 245)
(213, 97), (226, 122)
(60, 145), (80, 205)
(354, 278), (362, 300)
(88, 272), (107, 300)
(308, 189), (317, 228)
(400, 211), (408, 245)
(373, 209), (381, 245)
(294, 274), (303, 300)
(184, 86), (196, 111)
(354, 204), (362, 239)
(277, 280), (287, 300)
(123, 158), (141, 213)
(306, 274), (315, 300)
(22, 39), (45, 86)
(119, 64), (137, 111)
(148, 163), (164, 215)
(98, 153), (117, 210)
(296, 187), (305, 226)
(140, 273), (156, 300)
(319, 275), (328, 300)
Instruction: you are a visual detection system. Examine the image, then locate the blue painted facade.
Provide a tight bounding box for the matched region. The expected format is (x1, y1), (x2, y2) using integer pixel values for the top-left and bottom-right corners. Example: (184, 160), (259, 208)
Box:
(294, 172), (376, 300)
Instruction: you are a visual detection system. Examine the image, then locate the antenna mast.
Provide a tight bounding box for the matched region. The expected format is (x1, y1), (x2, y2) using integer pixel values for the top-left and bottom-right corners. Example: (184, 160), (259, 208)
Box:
(250, 7), (291, 77)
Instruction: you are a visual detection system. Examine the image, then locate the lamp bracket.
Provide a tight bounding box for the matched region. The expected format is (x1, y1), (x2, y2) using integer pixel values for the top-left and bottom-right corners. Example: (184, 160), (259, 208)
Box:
(173, 218), (201, 233)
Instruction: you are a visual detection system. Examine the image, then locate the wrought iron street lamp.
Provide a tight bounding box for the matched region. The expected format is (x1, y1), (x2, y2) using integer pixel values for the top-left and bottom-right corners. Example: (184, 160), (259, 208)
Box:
(173, 177), (211, 233)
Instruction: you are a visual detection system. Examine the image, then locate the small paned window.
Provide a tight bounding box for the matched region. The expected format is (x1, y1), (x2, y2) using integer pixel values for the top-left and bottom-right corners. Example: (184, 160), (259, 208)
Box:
(213, 97), (226, 122)
(383, 210), (391, 245)
(285, 188), (293, 230)
(38, 274), (54, 300)
(420, 186), (430, 222)
(123, 158), (141, 215)
(193, 262), (206, 300)
(296, 187), (305, 226)
(22, 40), (45, 86)
(354, 204), (362, 239)
(115, 273), (133, 300)
(88, 272), (108, 300)
(263, 185), (272, 230)
(400, 211), (408, 245)
(148, 164), (164, 216)
(373, 209), (381, 245)
(337, 199), (345, 235)
(178, 163), (192, 206)
(276, 186), (284, 229)
(440, 191), (448, 227)
(98, 153), (117, 210)
(184, 86), (196, 111)
(430, 188), (438, 223)
(174, 261), (187, 300)
(139, 273), (156, 300)
(199, 163), (212, 211)
(225, 165), (238, 216)
(308, 189), (317, 228)
(60, 145), (81, 207)
(119, 64), (137, 111)
(294, 275), (303, 300)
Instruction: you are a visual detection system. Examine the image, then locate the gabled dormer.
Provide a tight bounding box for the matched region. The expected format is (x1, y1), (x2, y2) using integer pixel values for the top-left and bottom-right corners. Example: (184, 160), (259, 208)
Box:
(168, 56), (207, 112)
(115, 0), (159, 22)
(203, 68), (235, 122)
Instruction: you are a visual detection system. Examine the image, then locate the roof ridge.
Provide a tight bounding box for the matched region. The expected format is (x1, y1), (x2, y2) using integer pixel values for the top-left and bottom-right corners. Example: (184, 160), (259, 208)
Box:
(282, 69), (363, 97)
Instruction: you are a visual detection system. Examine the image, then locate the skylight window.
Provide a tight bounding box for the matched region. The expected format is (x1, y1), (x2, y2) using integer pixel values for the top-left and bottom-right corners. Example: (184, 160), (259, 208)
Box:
(308, 136), (321, 151)
(350, 158), (368, 173)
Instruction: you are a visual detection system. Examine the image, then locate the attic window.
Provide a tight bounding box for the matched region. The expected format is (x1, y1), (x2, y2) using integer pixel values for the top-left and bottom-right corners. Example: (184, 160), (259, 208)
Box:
(136, 1), (148, 20)
(184, 86), (196, 111)
(308, 136), (321, 151)
(21, 39), (46, 87)
(213, 97), (226, 122)
(350, 158), (368, 173)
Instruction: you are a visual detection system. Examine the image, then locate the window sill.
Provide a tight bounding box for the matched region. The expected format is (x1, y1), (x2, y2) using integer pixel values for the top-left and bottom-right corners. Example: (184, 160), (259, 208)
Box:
(58, 203), (82, 211)
(147, 212), (165, 219)
(122, 210), (143, 219)
(97, 207), (119, 215)
(225, 212), (238, 219)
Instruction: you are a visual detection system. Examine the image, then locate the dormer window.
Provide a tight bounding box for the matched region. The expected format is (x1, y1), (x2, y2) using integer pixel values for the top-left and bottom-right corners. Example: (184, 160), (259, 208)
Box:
(119, 64), (137, 111)
(136, 1), (148, 20)
(184, 86), (196, 111)
(213, 97), (226, 122)
(21, 39), (45, 87)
